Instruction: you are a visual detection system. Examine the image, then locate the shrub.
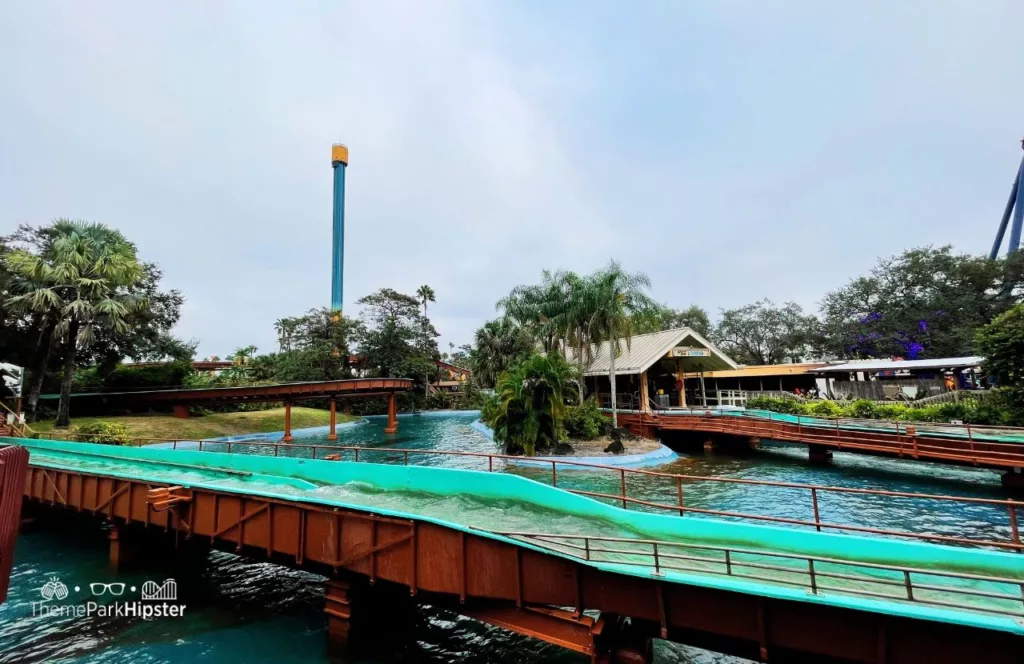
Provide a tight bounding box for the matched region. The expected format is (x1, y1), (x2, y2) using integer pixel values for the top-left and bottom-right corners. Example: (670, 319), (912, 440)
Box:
(745, 397), (804, 414)
(847, 399), (881, 419)
(562, 399), (611, 440)
(806, 400), (843, 418)
(74, 421), (133, 445)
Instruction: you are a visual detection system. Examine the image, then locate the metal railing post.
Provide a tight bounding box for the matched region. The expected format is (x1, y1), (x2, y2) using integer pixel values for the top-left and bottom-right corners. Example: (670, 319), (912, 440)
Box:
(620, 469), (627, 509)
(1009, 504), (1021, 552)
(676, 476), (684, 516)
(811, 488), (822, 532)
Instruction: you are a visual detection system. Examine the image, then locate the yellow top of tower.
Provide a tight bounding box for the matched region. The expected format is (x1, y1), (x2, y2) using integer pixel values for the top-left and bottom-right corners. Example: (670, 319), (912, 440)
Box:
(332, 143), (349, 166)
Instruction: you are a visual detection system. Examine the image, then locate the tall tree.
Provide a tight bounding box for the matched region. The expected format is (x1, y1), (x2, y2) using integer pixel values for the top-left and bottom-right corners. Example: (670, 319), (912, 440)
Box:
(355, 288), (438, 382)
(497, 270), (570, 353)
(267, 307), (360, 382)
(469, 318), (534, 388)
(819, 246), (1022, 359)
(634, 304), (714, 337)
(976, 304), (1024, 389)
(4, 220), (146, 427)
(585, 261), (657, 427)
(715, 299), (817, 365)
(416, 285), (436, 317)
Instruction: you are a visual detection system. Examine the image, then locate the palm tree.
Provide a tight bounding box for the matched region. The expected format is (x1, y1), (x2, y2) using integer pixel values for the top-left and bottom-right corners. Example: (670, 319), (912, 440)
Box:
(5, 220), (145, 428)
(586, 261), (656, 428)
(489, 353), (577, 456)
(416, 285), (436, 317)
(470, 319), (533, 387)
(497, 270), (572, 353)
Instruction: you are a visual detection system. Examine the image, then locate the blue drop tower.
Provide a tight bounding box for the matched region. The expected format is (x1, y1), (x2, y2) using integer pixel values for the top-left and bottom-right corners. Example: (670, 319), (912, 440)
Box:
(331, 143), (349, 312)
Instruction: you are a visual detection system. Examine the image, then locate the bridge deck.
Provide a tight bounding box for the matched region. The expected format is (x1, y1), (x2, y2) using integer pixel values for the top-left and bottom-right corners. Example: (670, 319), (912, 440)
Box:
(615, 408), (1024, 470)
(13, 437), (1024, 662)
(37, 377), (414, 405)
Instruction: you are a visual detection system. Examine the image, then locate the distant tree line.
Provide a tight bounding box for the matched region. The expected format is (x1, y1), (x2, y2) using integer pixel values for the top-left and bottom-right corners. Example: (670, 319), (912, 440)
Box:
(467, 246), (1024, 383)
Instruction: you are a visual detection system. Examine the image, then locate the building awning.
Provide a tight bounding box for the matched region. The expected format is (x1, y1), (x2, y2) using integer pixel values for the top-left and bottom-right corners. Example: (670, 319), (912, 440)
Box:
(815, 356), (984, 374)
(699, 363), (828, 379)
(566, 327), (737, 377)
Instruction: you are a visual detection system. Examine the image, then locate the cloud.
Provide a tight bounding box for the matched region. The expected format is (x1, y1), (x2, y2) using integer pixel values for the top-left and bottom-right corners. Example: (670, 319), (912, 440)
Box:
(1, 1), (1023, 357)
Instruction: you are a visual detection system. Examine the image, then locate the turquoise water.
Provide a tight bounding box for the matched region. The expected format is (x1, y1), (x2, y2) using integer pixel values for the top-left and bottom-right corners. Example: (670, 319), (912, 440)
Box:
(2, 412), (1019, 663)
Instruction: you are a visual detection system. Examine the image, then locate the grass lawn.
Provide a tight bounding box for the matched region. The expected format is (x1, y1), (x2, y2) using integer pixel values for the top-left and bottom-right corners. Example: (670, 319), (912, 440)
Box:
(29, 407), (358, 441)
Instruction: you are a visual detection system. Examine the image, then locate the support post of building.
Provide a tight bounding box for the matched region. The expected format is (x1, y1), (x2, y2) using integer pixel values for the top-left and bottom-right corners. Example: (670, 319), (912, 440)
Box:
(283, 402), (293, 443)
(699, 369), (707, 408)
(324, 578), (354, 653)
(639, 370), (650, 412)
(173, 404), (189, 419)
(328, 399), (338, 441)
(384, 393), (398, 434)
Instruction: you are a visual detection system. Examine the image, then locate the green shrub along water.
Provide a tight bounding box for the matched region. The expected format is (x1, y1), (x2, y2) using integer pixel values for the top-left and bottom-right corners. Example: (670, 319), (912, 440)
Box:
(745, 391), (1024, 427)
(72, 421), (133, 445)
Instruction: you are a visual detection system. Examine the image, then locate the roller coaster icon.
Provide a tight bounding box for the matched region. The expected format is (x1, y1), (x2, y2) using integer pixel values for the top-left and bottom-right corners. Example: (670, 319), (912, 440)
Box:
(141, 579), (177, 601)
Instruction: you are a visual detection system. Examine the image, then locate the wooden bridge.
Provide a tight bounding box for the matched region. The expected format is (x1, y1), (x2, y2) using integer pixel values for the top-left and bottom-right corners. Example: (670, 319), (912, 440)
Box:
(614, 409), (1024, 489)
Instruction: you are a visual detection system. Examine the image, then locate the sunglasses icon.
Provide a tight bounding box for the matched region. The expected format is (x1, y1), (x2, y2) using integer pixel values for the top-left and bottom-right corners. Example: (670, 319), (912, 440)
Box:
(90, 582), (126, 596)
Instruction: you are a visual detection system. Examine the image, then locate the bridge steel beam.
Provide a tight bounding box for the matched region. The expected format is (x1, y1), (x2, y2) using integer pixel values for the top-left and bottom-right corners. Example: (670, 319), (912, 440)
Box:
(19, 463), (1023, 663)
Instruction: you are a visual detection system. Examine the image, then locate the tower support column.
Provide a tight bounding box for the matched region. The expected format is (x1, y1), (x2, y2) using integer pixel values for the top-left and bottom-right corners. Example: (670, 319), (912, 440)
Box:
(331, 144), (349, 312)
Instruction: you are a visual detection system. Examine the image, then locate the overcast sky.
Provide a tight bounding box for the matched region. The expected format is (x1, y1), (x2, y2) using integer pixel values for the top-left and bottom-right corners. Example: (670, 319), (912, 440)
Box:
(2, 2), (1023, 358)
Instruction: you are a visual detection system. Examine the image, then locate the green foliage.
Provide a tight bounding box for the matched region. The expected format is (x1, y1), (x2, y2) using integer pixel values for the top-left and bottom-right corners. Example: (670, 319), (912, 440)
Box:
(976, 304), (1024, 387)
(819, 246), (1023, 359)
(469, 319), (534, 388)
(562, 398), (611, 440)
(2, 219), (153, 426)
(715, 299), (818, 365)
(355, 288), (438, 383)
(74, 421), (133, 445)
(74, 361), (193, 391)
(744, 396), (805, 414)
(483, 353), (579, 455)
(633, 304), (713, 338)
(746, 394), (1022, 426)
(805, 400), (843, 418)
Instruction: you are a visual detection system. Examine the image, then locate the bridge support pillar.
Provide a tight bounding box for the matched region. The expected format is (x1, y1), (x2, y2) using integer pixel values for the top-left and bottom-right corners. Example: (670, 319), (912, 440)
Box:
(324, 578), (354, 651)
(384, 393), (398, 434)
(343, 399), (351, 416)
(328, 399), (338, 441)
(1001, 467), (1024, 493)
(172, 404), (189, 419)
(808, 444), (833, 465)
(283, 403), (293, 443)
(106, 523), (138, 572)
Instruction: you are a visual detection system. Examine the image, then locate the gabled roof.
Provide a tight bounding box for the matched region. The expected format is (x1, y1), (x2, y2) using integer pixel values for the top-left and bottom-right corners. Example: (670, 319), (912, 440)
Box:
(565, 327), (738, 376)
(816, 356), (984, 373)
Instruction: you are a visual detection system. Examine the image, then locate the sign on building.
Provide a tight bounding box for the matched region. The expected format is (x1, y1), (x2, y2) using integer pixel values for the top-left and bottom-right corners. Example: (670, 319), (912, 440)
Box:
(669, 347), (710, 358)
